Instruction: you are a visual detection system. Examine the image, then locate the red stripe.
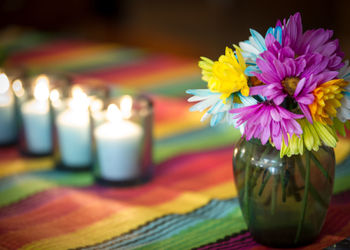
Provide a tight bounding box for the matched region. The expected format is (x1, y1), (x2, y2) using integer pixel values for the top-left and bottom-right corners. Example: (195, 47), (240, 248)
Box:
(152, 96), (193, 123)
(156, 146), (232, 175)
(0, 191), (86, 232)
(319, 203), (350, 237)
(0, 146), (20, 161)
(0, 188), (69, 219)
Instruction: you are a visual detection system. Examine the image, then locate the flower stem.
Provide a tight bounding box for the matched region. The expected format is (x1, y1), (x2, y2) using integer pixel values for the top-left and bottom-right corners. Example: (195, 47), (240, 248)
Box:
(280, 170), (287, 202)
(310, 151), (331, 182)
(296, 155), (328, 208)
(259, 146), (272, 161)
(280, 158), (291, 202)
(251, 146), (272, 191)
(251, 168), (262, 190)
(295, 150), (311, 244)
(258, 171), (271, 196)
(271, 175), (278, 214)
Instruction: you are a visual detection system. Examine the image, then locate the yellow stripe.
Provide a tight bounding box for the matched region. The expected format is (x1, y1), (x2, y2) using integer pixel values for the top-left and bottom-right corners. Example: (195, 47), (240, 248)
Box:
(155, 113), (207, 139)
(335, 137), (350, 164)
(22, 181), (235, 250)
(0, 158), (54, 178)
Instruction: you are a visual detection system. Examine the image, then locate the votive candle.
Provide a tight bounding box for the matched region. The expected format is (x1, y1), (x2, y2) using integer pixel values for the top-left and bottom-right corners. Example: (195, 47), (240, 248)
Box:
(56, 87), (91, 167)
(21, 75), (52, 154)
(94, 98), (143, 181)
(0, 73), (17, 145)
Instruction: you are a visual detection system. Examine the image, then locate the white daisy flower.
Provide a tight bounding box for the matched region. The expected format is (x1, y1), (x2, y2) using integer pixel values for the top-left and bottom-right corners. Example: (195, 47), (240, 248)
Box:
(239, 27), (282, 76)
(186, 89), (257, 130)
(337, 61), (350, 123)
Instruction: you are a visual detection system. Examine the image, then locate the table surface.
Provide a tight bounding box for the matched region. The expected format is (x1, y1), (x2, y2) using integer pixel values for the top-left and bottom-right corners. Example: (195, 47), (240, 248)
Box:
(0, 31), (350, 250)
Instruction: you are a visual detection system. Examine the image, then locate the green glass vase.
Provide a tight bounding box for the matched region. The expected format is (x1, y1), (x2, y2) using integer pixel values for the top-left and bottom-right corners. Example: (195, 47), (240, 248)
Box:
(232, 138), (335, 247)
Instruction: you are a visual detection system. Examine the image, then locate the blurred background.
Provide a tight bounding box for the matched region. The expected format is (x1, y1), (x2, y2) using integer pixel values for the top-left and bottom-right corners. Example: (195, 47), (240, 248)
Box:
(0, 0), (349, 59)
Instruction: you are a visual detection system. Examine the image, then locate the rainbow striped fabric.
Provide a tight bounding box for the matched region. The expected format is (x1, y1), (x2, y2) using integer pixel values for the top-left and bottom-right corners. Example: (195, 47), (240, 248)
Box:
(1, 31), (350, 249)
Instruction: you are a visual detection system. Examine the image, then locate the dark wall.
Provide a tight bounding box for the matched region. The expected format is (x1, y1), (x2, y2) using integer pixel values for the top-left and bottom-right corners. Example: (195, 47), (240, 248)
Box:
(0, 0), (349, 58)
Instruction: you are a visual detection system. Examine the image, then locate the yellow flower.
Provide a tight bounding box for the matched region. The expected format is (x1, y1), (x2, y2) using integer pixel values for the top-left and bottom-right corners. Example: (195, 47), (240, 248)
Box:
(280, 119), (338, 157)
(198, 57), (214, 82)
(198, 46), (249, 103)
(309, 79), (348, 125)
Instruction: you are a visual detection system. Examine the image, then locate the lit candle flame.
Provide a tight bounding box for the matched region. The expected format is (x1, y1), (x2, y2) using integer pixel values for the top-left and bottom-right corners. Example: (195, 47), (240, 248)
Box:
(34, 75), (50, 101)
(120, 95), (133, 119)
(12, 79), (25, 97)
(69, 86), (89, 110)
(107, 104), (122, 123)
(50, 89), (60, 103)
(90, 98), (103, 113)
(0, 73), (10, 94)
(72, 86), (85, 99)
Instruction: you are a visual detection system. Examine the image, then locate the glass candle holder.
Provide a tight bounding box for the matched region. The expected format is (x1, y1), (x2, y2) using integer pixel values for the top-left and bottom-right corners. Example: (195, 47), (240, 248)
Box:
(53, 84), (107, 171)
(18, 74), (71, 157)
(0, 72), (18, 146)
(92, 94), (154, 186)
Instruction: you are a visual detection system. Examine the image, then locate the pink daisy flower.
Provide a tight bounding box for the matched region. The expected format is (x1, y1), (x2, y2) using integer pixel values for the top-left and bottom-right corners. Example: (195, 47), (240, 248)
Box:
(251, 34), (338, 122)
(283, 12), (344, 71)
(230, 102), (303, 149)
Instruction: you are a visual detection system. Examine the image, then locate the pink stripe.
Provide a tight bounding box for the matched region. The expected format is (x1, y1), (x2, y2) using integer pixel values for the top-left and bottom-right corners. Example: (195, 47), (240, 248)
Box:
(156, 146), (232, 175)
(74, 55), (192, 82)
(198, 232), (257, 249)
(0, 188), (70, 219)
(0, 191), (83, 233)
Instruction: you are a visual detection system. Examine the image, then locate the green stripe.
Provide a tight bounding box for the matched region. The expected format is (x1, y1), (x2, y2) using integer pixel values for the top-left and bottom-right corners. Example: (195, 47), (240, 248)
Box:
(0, 172), (93, 207)
(0, 32), (51, 65)
(334, 155), (350, 194)
(0, 178), (57, 207)
(142, 76), (203, 97)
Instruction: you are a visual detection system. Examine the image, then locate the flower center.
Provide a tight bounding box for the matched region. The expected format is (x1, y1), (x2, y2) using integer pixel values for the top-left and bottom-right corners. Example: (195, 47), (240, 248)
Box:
(282, 77), (300, 96)
(248, 76), (263, 86)
(309, 79), (348, 125)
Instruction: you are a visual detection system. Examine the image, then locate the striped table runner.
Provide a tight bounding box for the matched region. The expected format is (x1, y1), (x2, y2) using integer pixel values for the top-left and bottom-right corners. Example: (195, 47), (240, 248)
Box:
(0, 31), (350, 249)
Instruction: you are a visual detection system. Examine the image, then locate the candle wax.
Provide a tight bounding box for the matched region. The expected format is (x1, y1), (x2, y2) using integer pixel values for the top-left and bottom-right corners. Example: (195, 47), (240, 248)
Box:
(94, 120), (143, 181)
(21, 99), (52, 154)
(56, 110), (91, 167)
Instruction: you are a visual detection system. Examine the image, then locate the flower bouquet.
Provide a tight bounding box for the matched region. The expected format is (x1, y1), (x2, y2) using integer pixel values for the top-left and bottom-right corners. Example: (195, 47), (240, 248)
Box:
(186, 13), (350, 247)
